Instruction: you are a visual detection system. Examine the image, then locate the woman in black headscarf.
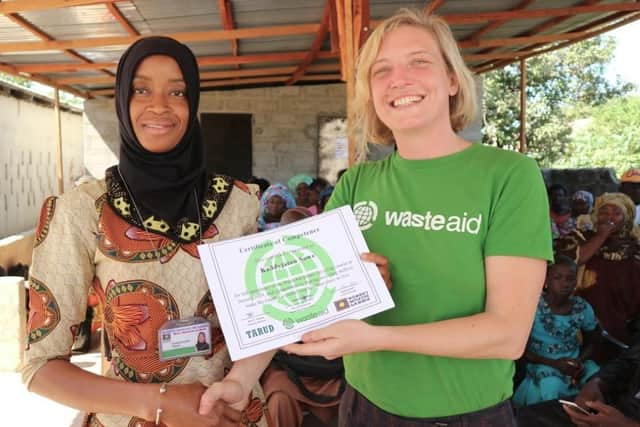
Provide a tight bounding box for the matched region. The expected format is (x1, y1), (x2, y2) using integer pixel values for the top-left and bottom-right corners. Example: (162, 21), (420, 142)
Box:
(22, 37), (272, 427)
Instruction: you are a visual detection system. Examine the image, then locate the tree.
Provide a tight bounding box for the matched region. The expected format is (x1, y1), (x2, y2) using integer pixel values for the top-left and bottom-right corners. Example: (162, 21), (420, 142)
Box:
(482, 35), (634, 166)
(555, 96), (640, 176)
(0, 71), (33, 88)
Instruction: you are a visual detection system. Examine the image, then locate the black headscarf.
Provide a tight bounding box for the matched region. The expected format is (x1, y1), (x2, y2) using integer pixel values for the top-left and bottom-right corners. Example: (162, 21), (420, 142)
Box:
(115, 36), (206, 224)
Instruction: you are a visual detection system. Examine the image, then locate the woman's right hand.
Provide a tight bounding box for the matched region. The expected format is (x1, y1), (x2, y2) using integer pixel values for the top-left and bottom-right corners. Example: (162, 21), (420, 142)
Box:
(157, 382), (240, 427)
(595, 219), (617, 237)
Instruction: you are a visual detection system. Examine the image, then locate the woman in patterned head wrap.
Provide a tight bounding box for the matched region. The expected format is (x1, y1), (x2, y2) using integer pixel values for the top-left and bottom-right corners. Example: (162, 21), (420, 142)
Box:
(22, 36), (272, 427)
(556, 192), (640, 363)
(258, 183), (296, 231)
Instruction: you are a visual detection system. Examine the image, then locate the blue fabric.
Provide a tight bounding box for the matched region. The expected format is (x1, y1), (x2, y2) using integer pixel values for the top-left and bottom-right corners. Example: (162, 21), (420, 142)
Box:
(287, 174), (313, 192)
(513, 296), (600, 406)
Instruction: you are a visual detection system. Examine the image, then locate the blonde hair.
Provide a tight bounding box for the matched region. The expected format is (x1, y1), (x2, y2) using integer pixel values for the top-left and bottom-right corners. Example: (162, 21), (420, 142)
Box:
(351, 8), (477, 161)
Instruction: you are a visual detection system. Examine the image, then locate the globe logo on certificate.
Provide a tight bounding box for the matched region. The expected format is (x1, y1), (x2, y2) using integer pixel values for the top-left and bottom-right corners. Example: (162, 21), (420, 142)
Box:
(353, 201), (378, 231)
(244, 235), (337, 327)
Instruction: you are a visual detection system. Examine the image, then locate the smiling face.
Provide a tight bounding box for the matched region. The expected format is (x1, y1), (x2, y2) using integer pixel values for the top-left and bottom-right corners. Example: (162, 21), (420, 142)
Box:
(129, 55), (189, 153)
(370, 25), (458, 136)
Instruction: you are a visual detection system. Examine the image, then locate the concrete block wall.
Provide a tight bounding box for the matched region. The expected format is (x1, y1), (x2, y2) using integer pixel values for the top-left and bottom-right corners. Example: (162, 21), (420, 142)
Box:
(0, 276), (26, 371)
(0, 91), (83, 238)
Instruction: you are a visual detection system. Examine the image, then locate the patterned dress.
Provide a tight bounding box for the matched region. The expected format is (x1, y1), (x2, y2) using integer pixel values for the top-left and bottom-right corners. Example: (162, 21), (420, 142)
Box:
(556, 229), (640, 362)
(513, 296), (599, 406)
(22, 169), (271, 427)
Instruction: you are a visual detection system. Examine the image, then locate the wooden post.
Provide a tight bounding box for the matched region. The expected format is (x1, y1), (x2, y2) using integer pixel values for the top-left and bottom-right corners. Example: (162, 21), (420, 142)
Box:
(519, 58), (527, 153)
(54, 88), (64, 193)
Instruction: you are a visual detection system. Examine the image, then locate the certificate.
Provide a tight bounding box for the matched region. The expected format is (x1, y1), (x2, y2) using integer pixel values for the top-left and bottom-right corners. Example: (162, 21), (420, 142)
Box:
(198, 206), (395, 360)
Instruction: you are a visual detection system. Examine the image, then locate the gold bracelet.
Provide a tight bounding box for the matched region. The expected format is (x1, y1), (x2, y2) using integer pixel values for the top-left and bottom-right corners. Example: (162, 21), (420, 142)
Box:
(155, 382), (168, 426)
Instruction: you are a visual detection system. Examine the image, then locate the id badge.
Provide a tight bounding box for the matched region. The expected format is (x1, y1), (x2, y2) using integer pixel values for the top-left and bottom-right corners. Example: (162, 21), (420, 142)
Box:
(158, 316), (212, 361)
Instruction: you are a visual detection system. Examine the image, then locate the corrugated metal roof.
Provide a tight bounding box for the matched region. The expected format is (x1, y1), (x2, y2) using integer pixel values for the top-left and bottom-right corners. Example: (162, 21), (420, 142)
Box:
(0, 0), (637, 98)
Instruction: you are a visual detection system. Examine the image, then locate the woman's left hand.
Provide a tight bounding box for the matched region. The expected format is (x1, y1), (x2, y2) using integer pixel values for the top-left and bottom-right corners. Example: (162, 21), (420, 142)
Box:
(361, 252), (392, 290)
(283, 319), (379, 360)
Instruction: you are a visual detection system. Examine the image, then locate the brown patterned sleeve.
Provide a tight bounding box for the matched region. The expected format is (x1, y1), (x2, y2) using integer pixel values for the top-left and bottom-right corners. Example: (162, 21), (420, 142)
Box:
(22, 182), (103, 387)
(554, 229), (587, 262)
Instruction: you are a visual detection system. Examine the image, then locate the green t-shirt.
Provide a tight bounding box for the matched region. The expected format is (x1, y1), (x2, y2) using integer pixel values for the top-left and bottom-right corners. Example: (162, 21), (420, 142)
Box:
(325, 143), (553, 417)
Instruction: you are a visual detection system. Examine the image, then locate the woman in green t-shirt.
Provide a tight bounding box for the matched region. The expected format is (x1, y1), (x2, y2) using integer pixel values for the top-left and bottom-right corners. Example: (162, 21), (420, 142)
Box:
(285, 7), (552, 427)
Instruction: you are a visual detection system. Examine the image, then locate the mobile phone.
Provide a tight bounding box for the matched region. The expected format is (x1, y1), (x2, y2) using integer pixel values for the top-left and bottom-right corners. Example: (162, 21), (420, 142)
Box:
(558, 399), (593, 415)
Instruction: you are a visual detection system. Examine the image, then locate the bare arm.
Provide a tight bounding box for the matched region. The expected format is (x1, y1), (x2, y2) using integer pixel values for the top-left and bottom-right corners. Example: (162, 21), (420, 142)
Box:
(286, 256), (545, 360)
(576, 223), (615, 265)
(30, 360), (231, 426)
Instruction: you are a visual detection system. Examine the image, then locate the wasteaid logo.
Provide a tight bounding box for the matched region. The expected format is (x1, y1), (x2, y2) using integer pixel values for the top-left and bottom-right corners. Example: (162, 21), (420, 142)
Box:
(353, 200), (482, 235)
(353, 201), (378, 231)
(244, 235), (336, 327)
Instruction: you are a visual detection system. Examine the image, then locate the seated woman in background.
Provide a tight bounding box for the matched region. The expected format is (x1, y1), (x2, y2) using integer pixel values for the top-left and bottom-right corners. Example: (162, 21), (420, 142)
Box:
(514, 254), (599, 407)
(258, 183), (296, 231)
(556, 192), (640, 364)
(571, 190), (594, 231)
(549, 184), (576, 240)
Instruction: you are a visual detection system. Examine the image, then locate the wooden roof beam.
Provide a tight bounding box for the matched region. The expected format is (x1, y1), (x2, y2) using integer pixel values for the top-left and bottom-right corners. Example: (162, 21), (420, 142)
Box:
(370, 2), (640, 26)
(286, 1), (332, 85)
(17, 51), (339, 74)
(472, 11), (640, 74)
(328, 0), (340, 53)
(106, 2), (139, 36)
(0, 62), (88, 98)
(353, 0), (370, 49)
(464, 0), (535, 41)
(472, 0), (601, 68)
(58, 63), (341, 85)
(0, 0), (126, 14)
(459, 29), (604, 49)
(217, 0), (239, 69)
(424, 0), (445, 15)
(445, 2), (639, 24)
(89, 73), (343, 96)
(0, 23), (321, 53)
(5, 12), (114, 81)
(472, 8), (629, 72)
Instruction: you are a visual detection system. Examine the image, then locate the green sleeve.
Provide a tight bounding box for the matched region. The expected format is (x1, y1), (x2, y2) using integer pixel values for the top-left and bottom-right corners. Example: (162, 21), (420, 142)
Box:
(484, 156), (553, 261)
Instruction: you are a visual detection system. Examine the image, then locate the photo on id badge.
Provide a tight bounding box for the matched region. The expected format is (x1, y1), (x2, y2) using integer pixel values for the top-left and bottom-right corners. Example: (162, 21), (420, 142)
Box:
(158, 317), (212, 361)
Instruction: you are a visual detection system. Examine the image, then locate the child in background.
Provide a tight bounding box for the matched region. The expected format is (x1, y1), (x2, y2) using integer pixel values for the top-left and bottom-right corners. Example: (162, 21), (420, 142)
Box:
(514, 254), (600, 406)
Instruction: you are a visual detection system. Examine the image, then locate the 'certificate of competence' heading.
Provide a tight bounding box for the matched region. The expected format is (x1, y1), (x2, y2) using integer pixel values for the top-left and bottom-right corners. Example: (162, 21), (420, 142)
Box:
(198, 206), (395, 360)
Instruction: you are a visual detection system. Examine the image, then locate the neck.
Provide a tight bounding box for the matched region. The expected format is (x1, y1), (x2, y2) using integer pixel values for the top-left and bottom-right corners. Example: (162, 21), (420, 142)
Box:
(394, 122), (469, 160)
(544, 292), (570, 308)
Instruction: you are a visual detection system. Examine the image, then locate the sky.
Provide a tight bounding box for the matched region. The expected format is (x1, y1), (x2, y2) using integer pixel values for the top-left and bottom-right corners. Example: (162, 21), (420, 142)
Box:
(606, 19), (640, 93)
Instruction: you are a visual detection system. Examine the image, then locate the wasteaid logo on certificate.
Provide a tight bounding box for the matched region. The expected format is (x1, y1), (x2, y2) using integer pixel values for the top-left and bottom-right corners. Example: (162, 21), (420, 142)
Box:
(244, 232), (336, 329)
(197, 206), (395, 360)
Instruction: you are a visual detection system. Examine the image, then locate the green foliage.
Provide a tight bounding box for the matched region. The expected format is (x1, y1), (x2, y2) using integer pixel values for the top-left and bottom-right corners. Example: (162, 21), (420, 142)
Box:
(0, 71), (33, 88)
(0, 71), (84, 109)
(555, 96), (640, 176)
(482, 35), (635, 167)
